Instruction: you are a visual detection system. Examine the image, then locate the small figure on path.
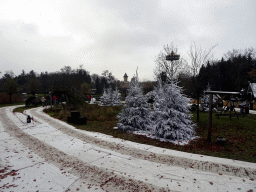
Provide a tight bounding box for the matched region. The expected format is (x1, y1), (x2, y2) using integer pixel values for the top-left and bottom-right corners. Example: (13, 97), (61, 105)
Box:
(88, 94), (91, 102)
(41, 97), (46, 107)
(27, 115), (31, 123)
(53, 95), (57, 105)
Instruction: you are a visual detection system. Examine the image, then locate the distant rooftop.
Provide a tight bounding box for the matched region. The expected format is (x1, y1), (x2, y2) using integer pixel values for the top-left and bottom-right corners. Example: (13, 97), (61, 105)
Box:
(250, 83), (256, 99)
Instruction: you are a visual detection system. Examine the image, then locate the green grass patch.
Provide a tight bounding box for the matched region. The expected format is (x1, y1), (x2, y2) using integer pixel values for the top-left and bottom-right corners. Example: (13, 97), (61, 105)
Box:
(43, 104), (256, 163)
(13, 105), (38, 113)
(79, 104), (122, 121)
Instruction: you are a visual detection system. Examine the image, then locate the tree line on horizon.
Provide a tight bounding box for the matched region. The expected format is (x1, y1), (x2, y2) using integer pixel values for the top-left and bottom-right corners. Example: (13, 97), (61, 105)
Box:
(0, 65), (154, 104)
(0, 46), (256, 105)
(177, 48), (256, 98)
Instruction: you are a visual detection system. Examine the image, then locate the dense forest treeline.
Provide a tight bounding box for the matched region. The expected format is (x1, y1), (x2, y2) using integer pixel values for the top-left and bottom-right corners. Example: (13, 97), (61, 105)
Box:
(0, 48), (256, 104)
(0, 65), (152, 103)
(0, 66), (91, 95)
(178, 48), (256, 97)
(197, 49), (256, 92)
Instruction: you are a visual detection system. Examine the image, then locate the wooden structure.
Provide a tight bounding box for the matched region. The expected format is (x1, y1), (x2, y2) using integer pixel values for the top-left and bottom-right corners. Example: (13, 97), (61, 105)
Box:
(204, 91), (240, 142)
(166, 51), (180, 61)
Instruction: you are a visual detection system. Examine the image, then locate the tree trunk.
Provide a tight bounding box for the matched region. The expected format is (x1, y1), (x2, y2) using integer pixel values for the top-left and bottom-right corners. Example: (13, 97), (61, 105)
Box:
(9, 93), (12, 104)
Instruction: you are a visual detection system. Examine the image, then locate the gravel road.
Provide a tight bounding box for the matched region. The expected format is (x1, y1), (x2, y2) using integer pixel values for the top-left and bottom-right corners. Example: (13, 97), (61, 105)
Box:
(0, 105), (255, 191)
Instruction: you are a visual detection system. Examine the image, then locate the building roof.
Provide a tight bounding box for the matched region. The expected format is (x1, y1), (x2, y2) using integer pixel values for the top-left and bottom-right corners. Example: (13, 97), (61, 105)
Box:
(124, 73), (128, 77)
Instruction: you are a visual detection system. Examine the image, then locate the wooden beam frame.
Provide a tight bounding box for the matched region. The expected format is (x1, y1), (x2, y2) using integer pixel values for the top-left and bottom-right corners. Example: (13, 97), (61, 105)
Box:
(204, 91), (240, 142)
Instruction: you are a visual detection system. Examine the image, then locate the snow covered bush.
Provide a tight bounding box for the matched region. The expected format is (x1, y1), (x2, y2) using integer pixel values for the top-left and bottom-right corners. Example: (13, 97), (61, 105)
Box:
(151, 78), (194, 140)
(117, 77), (151, 131)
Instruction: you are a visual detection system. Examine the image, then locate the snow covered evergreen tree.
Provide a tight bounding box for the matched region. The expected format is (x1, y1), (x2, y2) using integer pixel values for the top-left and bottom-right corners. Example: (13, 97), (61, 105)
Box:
(150, 78), (165, 122)
(100, 87), (120, 106)
(117, 73), (151, 131)
(100, 88), (111, 106)
(201, 84), (218, 111)
(152, 78), (194, 140)
(112, 87), (121, 106)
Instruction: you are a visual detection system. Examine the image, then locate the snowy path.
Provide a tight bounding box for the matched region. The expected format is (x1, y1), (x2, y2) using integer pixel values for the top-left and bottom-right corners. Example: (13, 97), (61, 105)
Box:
(0, 106), (255, 191)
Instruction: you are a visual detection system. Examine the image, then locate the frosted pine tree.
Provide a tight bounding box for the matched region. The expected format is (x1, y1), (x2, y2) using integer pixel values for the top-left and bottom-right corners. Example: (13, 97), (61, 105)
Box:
(150, 78), (165, 122)
(152, 79), (194, 140)
(100, 87), (120, 106)
(100, 88), (112, 106)
(201, 84), (218, 111)
(117, 74), (151, 131)
(112, 87), (121, 106)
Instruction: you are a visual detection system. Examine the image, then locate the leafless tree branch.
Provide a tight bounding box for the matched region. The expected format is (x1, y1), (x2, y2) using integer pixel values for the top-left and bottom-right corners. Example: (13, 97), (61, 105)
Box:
(188, 42), (218, 76)
(154, 43), (187, 81)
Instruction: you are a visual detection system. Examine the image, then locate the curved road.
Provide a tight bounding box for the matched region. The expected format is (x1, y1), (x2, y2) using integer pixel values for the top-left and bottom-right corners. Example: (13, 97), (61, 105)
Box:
(0, 106), (256, 191)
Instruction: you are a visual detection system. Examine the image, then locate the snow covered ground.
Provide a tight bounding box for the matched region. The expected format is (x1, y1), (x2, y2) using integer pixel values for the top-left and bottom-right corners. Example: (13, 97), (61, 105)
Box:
(0, 105), (256, 191)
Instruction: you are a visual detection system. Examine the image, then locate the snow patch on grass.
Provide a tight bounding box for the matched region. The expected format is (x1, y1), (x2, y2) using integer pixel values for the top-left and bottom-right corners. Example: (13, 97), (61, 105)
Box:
(132, 130), (198, 146)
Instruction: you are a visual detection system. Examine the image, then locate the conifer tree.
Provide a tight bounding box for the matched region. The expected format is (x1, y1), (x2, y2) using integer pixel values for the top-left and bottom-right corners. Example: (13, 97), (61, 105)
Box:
(112, 87), (121, 106)
(117, 72), (151, 131)
(100, 88), (110, 105)
(100, 87), (121, 106)
(201, 84), (218, 111)
(152, 78), (194, 140)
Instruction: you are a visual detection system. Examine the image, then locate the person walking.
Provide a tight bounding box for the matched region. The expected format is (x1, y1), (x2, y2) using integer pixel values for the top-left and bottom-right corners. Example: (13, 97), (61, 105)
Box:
(53, 95), (57, 105)
(41, 97), (46, 107)
(88, 94), (91, 102)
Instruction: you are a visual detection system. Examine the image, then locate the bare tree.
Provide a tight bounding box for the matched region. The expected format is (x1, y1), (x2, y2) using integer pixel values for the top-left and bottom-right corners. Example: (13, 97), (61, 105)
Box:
(188, 42), (217, 122)
(189, 43), (217, 76)
(101, 70), (116, 89)
(224, 47), (256, 62)
(154, 43), (186, 81)
(60, 66), (73, 74)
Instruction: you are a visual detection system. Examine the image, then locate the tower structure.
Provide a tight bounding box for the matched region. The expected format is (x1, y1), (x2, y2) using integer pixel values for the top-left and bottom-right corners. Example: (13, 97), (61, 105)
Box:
(124, 73), (128, 83)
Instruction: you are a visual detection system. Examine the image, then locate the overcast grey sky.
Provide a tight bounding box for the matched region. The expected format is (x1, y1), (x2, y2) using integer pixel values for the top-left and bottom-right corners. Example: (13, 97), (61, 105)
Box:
(0, 0), (255, 81)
